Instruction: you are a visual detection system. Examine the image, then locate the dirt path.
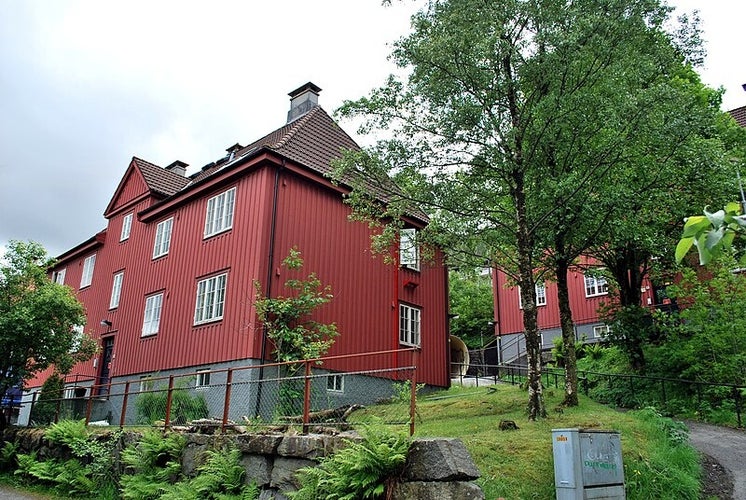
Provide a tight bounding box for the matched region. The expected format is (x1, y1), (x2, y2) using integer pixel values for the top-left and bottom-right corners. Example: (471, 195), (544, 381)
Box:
(687, 421), (746, 500)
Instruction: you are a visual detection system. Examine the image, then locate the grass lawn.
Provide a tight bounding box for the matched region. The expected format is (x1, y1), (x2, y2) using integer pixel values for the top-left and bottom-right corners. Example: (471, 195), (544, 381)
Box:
(354, 382), (702, 499)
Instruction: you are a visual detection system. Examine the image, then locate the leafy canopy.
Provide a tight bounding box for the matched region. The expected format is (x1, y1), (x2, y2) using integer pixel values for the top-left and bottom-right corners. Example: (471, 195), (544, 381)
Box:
(0, 241), (97, 409)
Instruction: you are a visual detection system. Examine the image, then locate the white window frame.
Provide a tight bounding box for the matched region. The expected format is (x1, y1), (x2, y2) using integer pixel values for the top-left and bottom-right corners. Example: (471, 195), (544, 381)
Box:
(399, 228), (420, 271)
(53, 268), (66, 285)
(196, 369), (211, 389)
(194, 273), (228, 325)
(80, 254), (96, 288)
(152, 217), (174, 258)
(120, 212), (133, 241)
(518, 283), (547, 308)
(593, 324), (611, 338)
(327, 374), (344, 393)
(203, 187), (236, 238)
(142, 293), (163, 337)
(585, 274), (609, 297)
(139, 375), (154, 392)
(109, 272), (124, 309)
(399, 303), (421, 347)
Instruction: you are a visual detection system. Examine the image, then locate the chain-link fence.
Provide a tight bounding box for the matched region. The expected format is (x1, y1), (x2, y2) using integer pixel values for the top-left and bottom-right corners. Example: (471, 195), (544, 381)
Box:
(27, 348), (421, 435)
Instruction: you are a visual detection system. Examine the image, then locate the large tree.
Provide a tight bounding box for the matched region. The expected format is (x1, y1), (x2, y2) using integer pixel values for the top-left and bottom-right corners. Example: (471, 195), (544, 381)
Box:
(335, 0), (725, 419)
(0, 240), (97, 428)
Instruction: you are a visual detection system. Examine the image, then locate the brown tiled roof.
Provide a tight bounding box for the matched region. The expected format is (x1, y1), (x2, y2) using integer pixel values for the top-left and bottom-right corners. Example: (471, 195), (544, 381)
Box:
(729, 106), (746, 128)
(183, 106), (427, 223)
(133, 157), (190, 197)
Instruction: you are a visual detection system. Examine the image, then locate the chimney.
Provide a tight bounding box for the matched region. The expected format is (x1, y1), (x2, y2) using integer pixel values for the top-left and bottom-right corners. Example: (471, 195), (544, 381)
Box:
(287, 82), (322, 123)
(165, 160), (188, 177)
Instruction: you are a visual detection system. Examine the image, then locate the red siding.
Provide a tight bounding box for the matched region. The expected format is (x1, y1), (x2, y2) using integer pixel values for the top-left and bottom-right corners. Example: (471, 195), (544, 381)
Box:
(269, 170), (448, 386)
(34, 158), (449, 389)
(493, 260), (656, 336)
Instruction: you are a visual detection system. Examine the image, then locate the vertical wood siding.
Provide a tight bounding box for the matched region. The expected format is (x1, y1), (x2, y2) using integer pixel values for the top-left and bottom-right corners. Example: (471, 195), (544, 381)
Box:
(34, 160), (449, 389)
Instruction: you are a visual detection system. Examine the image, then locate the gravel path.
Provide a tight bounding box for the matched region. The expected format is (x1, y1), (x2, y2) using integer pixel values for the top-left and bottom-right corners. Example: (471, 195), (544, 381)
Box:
(687, 421), (746, 500)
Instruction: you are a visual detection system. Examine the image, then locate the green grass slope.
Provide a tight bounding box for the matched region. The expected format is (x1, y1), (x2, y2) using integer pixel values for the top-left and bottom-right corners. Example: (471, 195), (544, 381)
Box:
(356, 383), (702, 499)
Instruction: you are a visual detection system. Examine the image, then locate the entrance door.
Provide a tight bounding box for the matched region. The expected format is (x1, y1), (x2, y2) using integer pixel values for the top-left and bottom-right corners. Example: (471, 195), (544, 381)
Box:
(98, 337), (114, 396)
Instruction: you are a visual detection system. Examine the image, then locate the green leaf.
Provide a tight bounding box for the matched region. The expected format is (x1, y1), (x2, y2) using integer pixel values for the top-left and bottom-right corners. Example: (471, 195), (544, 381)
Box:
(675, 237), (695, 263)
(704, 208), (726, 228)
(681, 216), (710, 238)
(704, 227), (725, 250)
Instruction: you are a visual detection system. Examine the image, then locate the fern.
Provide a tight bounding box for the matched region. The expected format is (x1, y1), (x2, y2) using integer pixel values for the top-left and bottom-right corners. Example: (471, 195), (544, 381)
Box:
(45, 418), (88, 447)
(0, 440), (18, 470)
(290, 427), (409, 500)
(120, 430), (186, 499)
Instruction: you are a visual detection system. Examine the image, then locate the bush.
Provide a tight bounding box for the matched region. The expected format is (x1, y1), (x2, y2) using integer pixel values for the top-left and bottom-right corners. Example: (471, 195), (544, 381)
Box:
(30, 374), (64, 425)
(290, 426), (409, 500)
(135, 385), (208, 425)
(119, 430), (186, 499)
(13, 419), (122, 497)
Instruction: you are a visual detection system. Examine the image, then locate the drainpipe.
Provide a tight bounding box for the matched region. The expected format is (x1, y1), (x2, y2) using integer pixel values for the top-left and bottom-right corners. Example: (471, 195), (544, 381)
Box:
(255, 160), (283, 416)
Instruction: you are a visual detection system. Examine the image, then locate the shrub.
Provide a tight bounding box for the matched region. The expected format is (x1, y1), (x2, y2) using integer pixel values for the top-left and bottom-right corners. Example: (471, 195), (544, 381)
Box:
(13, 419), (122, 496)
(290, 426), (409, 500)
(119, 430), (186, 499)
(135, 384), (208, 425)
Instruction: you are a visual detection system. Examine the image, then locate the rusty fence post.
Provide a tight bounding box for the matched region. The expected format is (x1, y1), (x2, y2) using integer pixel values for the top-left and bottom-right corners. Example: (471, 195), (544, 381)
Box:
(302, 361), (312, 434)
(164, 375), (175, 430)
(222, 369), (233, 433)
(409, 349), (420, 437)
(120, 381), (131, 429)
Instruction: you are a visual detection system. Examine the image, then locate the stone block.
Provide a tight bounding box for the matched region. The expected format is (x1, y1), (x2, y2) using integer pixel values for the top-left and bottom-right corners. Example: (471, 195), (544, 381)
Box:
(234, 434), (282, 455)
(391, 480), (485, 500)
(241, 454), (272, 487)
(404, 438), (481, 481)
(277, 435), (324, 458)
(270, 457), (315, 492)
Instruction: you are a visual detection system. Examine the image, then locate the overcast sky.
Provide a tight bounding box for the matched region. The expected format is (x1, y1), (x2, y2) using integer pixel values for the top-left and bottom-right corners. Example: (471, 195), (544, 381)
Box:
(1, 0), (743, 258)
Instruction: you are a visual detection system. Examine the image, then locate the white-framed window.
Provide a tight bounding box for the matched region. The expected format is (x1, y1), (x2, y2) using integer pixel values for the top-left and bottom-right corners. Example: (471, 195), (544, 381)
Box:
(139, 375), (154, 392)
(204, 187), (236, 238)
(80, 254), (96, 288)
(399, 228), (420, 271)
(196, 369), (211, 388)
(584, 274), (609, 297)
(593, 324), (611, 338)
(53, 268), (66, 285)
(327, 374), (344, 392)
(109, 272), (124, 309)
(194, 273), (227, 324)
(399, 303), (421, 347)
(142, 293), (163, 337)
(152, 217), (174, 258)
(518, 283), (547, 308)
(120, 213), (133, 241)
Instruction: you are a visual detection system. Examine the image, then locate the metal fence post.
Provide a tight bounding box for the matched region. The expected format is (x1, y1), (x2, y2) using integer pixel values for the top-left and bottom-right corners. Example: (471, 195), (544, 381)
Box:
(410, 349), (419, 437)
(164, 375), (175, 430)
(222, 368), (233, 433)
(302, 361), (312, 434)
(120, 381), (130, 428)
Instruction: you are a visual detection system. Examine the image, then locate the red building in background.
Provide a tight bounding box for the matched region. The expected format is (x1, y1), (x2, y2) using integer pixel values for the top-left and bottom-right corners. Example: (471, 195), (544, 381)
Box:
(20, 83), (449, 425)
(492, 258), (661, 364)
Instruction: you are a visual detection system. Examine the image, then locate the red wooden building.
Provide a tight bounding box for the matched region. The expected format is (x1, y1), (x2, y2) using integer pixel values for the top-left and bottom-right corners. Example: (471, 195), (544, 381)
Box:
(21, 83), (449, 424)
(492, 259), (660, 364)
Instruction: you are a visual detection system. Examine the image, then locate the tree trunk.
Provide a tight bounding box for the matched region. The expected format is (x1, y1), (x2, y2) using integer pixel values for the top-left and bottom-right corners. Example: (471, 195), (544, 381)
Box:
(555, 257), (579, 407)
(515, 186), (546, 420)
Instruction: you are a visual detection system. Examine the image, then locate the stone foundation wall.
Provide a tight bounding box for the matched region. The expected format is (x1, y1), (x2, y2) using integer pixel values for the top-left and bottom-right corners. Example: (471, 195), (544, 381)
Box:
(3, 428), (484, 500)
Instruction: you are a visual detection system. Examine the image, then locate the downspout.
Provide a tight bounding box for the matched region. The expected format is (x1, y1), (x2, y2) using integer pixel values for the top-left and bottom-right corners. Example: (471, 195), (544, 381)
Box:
(494, 269), (502, 364)
(255, 160), (283, 416)
(444, 260), (451, 388)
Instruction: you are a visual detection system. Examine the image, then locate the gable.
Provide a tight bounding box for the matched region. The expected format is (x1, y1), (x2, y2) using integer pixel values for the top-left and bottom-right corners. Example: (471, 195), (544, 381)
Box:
(103, 160), (150, 217)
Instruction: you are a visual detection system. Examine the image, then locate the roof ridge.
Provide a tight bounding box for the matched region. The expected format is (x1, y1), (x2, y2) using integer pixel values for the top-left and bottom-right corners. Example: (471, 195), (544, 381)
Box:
(273, 106), (323, 149)
(132, 156), (162, 169)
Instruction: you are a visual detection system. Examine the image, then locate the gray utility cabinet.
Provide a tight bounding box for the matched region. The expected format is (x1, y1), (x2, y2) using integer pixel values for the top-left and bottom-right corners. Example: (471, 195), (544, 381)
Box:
(552, 428), (625, 499)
